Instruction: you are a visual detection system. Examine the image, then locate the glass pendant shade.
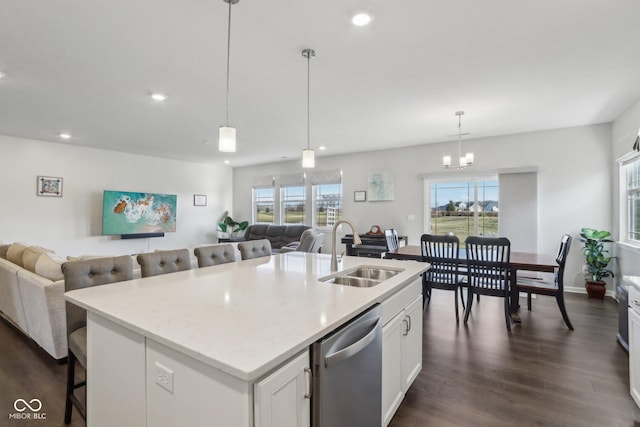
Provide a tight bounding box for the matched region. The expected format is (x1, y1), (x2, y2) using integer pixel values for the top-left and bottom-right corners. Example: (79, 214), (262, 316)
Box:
(302, 148), (315, 168)
(219, 126), (236, 152)
(465, 152), (474, 165)
(443, 156), (451, 168)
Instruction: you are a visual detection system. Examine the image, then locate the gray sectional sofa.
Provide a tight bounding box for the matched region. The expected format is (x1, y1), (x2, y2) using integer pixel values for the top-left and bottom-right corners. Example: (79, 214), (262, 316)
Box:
(239, 224), (312, 252)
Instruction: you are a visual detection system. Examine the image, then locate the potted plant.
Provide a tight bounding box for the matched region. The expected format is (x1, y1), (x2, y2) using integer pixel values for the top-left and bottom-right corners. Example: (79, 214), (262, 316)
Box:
(217, 216), (249, 239)
(579, 227), (614, 299)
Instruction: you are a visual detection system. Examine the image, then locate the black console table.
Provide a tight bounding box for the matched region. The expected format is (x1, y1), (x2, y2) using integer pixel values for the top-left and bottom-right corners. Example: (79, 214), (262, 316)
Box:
(341, 234), (408, 258)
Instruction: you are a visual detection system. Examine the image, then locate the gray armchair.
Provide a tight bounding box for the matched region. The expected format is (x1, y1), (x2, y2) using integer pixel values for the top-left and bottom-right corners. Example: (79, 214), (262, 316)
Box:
(280, 229), (324, 253)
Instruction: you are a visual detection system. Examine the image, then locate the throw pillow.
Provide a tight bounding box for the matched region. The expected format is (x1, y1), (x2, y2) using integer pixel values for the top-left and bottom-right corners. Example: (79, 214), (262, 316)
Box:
(23, 246), (54, 273)
(7, 243), (28, 267)
(34, 252), (65, 281)
(0, 244), (10, 259)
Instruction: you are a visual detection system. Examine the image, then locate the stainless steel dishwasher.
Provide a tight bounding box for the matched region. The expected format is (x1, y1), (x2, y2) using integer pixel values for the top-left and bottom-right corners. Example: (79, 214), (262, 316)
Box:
(311, 304), (382, 427)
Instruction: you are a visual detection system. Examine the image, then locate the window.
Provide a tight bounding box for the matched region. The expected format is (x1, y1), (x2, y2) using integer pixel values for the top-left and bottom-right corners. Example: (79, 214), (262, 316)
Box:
(429, 178), (499, 245)
(281, 186), (306, 224)
(313, 183), (342, 228)
(253, 187), (275, 224)
(624, 157), (640, 242)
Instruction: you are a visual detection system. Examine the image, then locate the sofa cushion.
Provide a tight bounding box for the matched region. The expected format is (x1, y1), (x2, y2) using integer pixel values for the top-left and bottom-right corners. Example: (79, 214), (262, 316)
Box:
(23, 246), (54, 273)
(7, 243), (28, 267)
(34, 252), (65, 281)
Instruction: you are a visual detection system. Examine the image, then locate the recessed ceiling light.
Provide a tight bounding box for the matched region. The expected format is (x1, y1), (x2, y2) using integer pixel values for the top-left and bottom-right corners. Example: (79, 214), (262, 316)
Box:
(151, 93), (167, 101)
(352, 13), (371, 26)
(319, 146), (326, 151)
(224, 160), (230, 164)
(59, 133), (71, 139)
(0, 71), (5, 79)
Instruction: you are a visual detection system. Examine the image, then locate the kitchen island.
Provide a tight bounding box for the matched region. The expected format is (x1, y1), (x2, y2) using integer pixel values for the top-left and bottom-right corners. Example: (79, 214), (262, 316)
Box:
(65, 252), (428, 427)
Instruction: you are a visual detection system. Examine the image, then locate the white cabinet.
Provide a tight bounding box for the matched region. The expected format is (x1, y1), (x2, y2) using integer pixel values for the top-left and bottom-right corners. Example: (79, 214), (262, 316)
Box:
(382, 310), (405, 426)
(381, 280), (423, 427)
(629, 288), (640, 408)
(402, 295), (423, 390)
(254, 350), (311, 427)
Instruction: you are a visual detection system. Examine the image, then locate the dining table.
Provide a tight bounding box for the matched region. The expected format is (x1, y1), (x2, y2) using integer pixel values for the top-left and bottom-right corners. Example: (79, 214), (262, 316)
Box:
(383, 245), (558, 321)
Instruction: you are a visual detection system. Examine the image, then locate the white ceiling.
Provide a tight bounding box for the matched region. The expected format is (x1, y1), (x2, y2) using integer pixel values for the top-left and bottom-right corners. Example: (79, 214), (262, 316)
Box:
(1, 0), (640, 167)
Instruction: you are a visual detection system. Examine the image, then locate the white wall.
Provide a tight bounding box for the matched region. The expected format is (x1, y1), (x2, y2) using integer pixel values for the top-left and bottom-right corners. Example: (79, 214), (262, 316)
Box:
(0, 135), (233, 257)
(612, 98), (640, 283)
(233, 124), (613, 293)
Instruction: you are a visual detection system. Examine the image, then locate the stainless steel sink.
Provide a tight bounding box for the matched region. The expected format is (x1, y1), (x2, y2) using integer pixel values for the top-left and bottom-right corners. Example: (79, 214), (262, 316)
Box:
(320, 266), (404, 288)
(348, 267), (401, 281)
(325, 276), (382, 288)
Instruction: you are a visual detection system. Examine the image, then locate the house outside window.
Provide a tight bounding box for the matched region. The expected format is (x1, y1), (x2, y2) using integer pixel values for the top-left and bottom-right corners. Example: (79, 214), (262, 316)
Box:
(428, 178), (499, 246)
(313, 183), (342, 229)
(252, 187), (274, 224)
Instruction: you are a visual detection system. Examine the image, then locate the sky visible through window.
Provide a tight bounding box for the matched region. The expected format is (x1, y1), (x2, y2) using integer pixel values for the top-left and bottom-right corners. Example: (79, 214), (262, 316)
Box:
(431, 180), (498, 208)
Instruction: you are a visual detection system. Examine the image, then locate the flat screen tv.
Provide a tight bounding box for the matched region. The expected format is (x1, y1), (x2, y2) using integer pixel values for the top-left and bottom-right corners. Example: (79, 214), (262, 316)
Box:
(102, 190), (177, 237)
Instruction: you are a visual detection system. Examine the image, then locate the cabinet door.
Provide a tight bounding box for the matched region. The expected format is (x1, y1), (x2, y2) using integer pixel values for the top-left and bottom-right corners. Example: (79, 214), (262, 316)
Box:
(382, 311), (405, 427)
(402, 295), (423, 392)
(254, 350), (311, 427)
(630, 308), (640, 408)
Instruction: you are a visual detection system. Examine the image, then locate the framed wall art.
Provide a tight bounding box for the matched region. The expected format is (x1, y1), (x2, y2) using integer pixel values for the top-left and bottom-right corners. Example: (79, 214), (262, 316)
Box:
(354, 191), (367, 202)
(194, 194), (207, 207)
(367, 172), (394, 201)
(37, 176), (63, 197)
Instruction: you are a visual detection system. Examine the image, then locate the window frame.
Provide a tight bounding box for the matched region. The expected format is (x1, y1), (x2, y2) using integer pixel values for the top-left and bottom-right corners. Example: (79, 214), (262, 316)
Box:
(280, 185), (306, 225)
(252, 187), (275, 224)
(425, 176), (499, 241)
(620, 153), (640, 247)
(312, 182), (343, 230)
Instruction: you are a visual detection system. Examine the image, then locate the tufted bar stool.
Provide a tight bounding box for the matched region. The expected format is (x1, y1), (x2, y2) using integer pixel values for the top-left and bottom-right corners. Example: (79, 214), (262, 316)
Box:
(194, 244), (236, 268)
(238, 239), (272, 260)
(136, 249), (191, 278)
(61, 255), (134, 424)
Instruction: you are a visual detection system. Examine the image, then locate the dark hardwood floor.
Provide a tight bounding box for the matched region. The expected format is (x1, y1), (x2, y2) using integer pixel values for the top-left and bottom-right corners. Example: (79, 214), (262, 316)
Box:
(391, 291), (640, 427)
(0, 291), (638, 426)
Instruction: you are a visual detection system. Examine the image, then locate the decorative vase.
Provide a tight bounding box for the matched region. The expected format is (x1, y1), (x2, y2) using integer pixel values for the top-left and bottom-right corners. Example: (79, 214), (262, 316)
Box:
(585, 280), (606, 299)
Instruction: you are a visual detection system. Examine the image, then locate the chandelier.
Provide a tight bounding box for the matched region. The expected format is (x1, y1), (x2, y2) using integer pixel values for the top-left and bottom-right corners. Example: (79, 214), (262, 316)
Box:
(443, 111), (473, 169)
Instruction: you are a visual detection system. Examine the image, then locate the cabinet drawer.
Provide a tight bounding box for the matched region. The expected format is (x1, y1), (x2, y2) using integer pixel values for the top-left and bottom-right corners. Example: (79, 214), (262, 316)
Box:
(382, 279), (421, 325)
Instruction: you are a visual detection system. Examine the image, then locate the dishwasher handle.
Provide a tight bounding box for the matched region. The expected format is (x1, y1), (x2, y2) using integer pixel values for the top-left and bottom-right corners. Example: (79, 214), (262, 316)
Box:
(324, 316), (381, 368)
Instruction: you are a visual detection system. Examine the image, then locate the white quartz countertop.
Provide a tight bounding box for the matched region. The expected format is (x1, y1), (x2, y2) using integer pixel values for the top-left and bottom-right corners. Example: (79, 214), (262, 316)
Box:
(65, 253), (428, 381)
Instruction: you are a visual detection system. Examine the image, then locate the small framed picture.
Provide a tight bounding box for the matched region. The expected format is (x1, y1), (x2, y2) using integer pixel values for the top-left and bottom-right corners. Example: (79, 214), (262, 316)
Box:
(37, 176), (63, 197)
(354, 191), (366, 202)
(194, 194), (207, 206)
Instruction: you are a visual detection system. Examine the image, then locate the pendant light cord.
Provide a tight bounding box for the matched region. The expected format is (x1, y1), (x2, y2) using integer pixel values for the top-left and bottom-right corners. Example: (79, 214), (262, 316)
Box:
(225, 0), (232, 126)
(457, 113), (462, 162)
(307, 52), (311, 150)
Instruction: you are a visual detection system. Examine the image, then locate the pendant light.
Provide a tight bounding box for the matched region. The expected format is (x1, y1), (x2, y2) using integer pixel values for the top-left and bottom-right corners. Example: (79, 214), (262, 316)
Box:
(302, 48), (316, 168)
(219, 0), (239, 153)
(443, 111), (474, 169)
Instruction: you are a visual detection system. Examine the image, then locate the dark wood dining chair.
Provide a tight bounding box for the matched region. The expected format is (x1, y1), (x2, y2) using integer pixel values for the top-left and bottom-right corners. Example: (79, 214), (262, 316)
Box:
(464, 236), (512, 330)
(384, 229), (399, 252)
(516, 234), (574, 330)
(421, 234), (465, 320)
